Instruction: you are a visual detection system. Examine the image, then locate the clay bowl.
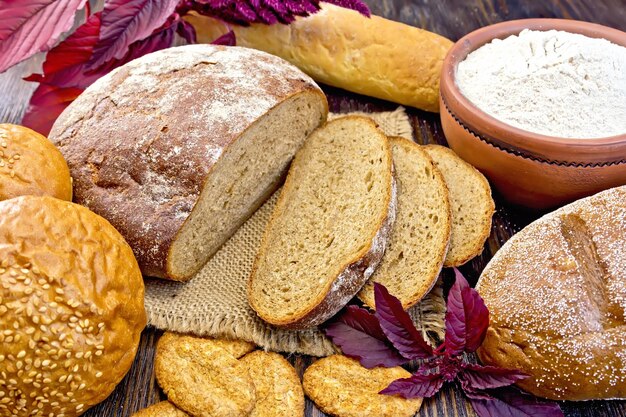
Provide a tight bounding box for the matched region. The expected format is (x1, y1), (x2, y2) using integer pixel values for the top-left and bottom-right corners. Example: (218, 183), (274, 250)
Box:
(440, 19), (626, 210)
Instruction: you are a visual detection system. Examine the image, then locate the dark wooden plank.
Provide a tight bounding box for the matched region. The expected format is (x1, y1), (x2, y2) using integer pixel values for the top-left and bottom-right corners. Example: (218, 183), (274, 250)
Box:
(1, 1), (625, 417)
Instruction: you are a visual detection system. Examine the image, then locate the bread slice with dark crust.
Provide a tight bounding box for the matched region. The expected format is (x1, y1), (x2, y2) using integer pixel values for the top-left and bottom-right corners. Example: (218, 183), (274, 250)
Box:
(423, 145), (494, 266)
(248, 116), (396, 329)
(359, 137), (451, 309)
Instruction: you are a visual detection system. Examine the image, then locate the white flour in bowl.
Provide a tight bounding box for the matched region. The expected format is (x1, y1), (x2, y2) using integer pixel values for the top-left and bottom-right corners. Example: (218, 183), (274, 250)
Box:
(456, 29), (626, 139)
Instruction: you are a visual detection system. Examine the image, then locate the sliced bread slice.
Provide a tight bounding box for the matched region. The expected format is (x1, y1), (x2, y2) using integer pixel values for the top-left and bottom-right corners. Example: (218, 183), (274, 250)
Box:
(358, 137), (451, 309)
(248, 116), (396, 329)
(423, 145), (495, 267)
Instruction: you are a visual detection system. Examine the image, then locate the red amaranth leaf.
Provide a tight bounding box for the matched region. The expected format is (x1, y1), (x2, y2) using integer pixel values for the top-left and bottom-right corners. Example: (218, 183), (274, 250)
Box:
(460, 363), (528, 391)
(190, 0), (369, 26)
(468, 387), (564, 417)
(40, 10), (101, 77)
(21, 84), (83, 136)
(23, 11), (180, 135)
(443, 268), (489, 356)
(86, 0), (179, 69)
(176, 18), (197, 44)
(380, 371), (444, 399)
(374, 283), (434, 360)
(323, 305), (407, 369)
(211, 30), (236, 46)
(25, 12), (103, 90)
(0, 0), (87, 73)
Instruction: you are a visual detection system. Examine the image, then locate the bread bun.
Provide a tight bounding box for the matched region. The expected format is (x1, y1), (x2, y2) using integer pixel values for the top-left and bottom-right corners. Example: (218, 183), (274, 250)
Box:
(0, 124), (72, 201)
(476, 186), (626, 400)
(0, 196), (146, 416)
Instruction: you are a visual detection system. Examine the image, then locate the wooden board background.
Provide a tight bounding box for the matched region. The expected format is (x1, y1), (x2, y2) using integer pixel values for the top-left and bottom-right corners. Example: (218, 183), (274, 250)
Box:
(0, 0), (625, 416)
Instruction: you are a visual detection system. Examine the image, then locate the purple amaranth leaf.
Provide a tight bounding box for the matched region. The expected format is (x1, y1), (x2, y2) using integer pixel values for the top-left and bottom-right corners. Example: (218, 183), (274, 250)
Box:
(324, 305), (407, 369)
(323, 0), (371, 17)
(87, 0), (179, 69)
(460, 363), (528, 391)
(21, 84), (84, 137)
(211, 30), (236, 46)
(374, 283), (434, 360)
(190, 0), (368, 26)
(23, 11), (180, 135)
(176, 18), (197, 44)
(468, 387), (564, 417)
(380, 371), (444, 399)
(443, 268), (489, 356)
(0, 0), (87, 73)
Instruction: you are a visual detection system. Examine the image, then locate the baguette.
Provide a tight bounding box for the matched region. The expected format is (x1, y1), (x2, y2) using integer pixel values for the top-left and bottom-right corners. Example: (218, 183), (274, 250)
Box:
(186, 4), (453, 112)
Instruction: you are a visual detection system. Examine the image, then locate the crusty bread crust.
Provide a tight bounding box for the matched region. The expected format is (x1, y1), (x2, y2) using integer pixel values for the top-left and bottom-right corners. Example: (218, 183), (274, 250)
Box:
(248, 116), (396, 329)
(185, 4), (453, 112)
(476, 186), (626, 400)
(50, 44), (327, 281)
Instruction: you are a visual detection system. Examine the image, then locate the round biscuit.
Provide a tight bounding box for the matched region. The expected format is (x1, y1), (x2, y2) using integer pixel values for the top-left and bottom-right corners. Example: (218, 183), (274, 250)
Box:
(155, 333), (256, 417)
(131, 401), (189, 417)
(303, 355), (422, 417)
(240, 351), (304, 417)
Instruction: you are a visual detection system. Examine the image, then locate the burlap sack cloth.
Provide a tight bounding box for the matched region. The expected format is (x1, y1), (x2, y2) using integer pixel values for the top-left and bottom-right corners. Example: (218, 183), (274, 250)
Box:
(145, 107), (446, 356)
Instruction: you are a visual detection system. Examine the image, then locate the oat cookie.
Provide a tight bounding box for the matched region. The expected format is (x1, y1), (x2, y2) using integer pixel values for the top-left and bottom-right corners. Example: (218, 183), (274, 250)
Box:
(155, 332), (256, 417)
(131, 401), (190, 417)
(240, 351), (304, 417)
(160, 332), (256, 358)
(303, 355), (422, 417)
(212, 338), (257, 358)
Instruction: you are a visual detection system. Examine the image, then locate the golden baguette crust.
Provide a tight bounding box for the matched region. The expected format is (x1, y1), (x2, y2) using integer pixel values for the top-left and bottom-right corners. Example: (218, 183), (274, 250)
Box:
(131, 402), (189, 417)
(477, 186), (626, 400)
(185, 4), (452, 112)
(302, 355), (422, 417)
(423, 145), (494, 267)
(240, 351), (304, 417)
(0, 123), (72, 202)
(248, 116), (396, 329)
(155, 332), (256, 417)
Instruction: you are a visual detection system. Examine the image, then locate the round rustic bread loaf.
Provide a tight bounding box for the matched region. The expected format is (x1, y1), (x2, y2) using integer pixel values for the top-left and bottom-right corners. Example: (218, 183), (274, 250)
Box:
(0, 123), (72, 201)
(0, 196), (146, 417)
(477, 185), (626, 401)
(49, 44), (328, 281)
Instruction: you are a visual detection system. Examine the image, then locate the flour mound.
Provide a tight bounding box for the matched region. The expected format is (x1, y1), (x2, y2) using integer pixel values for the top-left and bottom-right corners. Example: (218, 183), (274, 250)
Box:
(456, 29), (626, 139)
